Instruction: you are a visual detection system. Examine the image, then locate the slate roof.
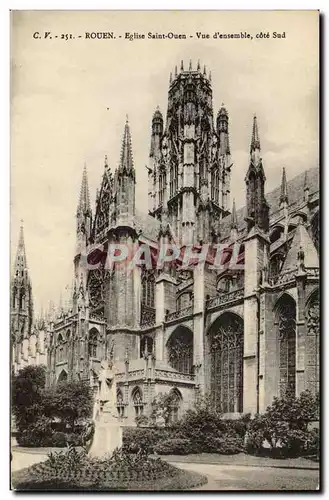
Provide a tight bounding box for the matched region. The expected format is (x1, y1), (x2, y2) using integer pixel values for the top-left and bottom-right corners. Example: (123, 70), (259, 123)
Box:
(281, 223), (319, 272)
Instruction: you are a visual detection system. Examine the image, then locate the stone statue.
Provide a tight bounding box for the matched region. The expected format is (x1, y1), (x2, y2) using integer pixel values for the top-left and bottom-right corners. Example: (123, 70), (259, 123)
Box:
(88, 359), (123, 458)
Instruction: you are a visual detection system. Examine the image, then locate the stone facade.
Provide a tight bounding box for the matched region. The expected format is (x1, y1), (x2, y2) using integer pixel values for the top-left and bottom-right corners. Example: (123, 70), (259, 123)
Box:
(11, 62), (320, 425)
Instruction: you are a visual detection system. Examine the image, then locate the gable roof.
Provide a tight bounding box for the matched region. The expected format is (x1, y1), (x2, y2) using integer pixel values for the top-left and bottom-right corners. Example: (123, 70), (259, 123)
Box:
(281, 222), (319, 272)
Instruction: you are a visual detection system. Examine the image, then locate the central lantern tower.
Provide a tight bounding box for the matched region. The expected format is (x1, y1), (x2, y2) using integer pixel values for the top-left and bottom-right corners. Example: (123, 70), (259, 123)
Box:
(148, 60), (233, 245)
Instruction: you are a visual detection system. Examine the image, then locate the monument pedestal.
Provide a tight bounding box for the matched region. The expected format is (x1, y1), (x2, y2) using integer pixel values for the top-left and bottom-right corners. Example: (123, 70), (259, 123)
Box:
(88, 416), (123, 458)
(88, 360), (123, 458)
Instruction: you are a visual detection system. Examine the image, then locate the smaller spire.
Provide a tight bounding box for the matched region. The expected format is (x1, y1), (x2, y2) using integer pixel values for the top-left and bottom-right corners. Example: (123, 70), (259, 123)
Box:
(175, 65), (177, 76)
(197, 60), (200, 71)
(104, 154), (108, 167)
(304, 170), (308, 189)
(304, 170), (310, 202)
(189, 59), (192, 70)
(280, 167), (288, 205)
(209, 71), (212, 82)
(13, 220), (28, 278)
(180, 60), (184, 71)
(169, 72), (172, 84)
(250, 114), (261, 153)
(231, 199), (238, 229)
(77, 163), (91, 215)
(119, 117), (134, 173)
(203, 65), (206, 76)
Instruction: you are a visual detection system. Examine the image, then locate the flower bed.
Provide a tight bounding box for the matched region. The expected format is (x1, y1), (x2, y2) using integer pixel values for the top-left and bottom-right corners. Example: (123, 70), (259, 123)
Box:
(11, 446), (207, 491)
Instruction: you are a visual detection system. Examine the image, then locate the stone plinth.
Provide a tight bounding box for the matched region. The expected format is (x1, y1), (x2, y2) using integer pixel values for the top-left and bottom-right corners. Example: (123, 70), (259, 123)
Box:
(88, 407), (123, 458)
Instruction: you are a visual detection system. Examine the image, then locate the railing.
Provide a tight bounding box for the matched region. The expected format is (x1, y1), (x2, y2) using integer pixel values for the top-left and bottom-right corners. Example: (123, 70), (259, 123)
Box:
(155, 369), (195, 382)
(268, 268), (297, 286)
(141, 305), (156, 328)
(90, 312), (105, 322)
(165, 305), (193, 322)
(306, 267), (320, 278)
(206, 288), (244, 310)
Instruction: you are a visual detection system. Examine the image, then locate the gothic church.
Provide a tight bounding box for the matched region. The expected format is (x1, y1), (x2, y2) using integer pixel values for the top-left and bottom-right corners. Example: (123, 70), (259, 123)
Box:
(11, 61), (319, 424)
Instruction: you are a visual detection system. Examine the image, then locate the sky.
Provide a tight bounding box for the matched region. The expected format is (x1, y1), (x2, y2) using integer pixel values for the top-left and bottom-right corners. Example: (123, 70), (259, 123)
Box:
(10, 10), (319, 314)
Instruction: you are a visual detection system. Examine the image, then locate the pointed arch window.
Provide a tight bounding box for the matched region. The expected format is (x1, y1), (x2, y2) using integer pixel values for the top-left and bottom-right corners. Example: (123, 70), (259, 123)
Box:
(132, 387), (143, 417)
(311, 212), (319, 253)
(174, 163), (178, 193)
(58, 369), (68, 384)
(277, 295), (296, 398)
(167, 327), (193, 374)
(140, 336), (154, 358)
(306, 290), (319, 394)
(169, 165), (174, 198)
(88, 329), (99, 359)
(117, 389), (125, 418)
(19, 291), (25, 310)
(141, 270), (155, 308)
(159, 173), (166, 205)
(168, 389), (182, 424)
(209, 313), (244, 413)
(57, 334), (64, 363)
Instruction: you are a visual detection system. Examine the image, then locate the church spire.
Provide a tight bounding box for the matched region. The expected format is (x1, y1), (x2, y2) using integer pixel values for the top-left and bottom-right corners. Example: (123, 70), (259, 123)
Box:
(245, 115), (269, 233)
(77, 163), (91, 216)
(118, 117), (135, 177)
(11, 222), (33, 346)
(114, 118), (136, 225)
(76, 163), (93, 254)
(280, 167), (288, 205)
(250, 114), (261, 153)
(13, 220), (28, 278)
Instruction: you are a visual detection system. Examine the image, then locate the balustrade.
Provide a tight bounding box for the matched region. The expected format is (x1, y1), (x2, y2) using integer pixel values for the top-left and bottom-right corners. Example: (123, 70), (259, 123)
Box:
(206, 288), (244, 310)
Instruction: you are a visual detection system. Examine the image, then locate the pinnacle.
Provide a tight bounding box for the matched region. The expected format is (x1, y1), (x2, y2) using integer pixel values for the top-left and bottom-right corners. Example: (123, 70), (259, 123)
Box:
(119, 118), (134, 173)
(304, 170), (309, 189)
(250, 114), (261, 152)
(77, 163), (91, 215)
(231, 199), (238, 229)
(280, 167), (288, 205)
(14, 221), (28, 277)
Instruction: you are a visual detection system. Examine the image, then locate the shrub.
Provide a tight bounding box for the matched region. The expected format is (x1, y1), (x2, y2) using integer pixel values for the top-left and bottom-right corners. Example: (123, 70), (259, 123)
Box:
(123, 427), (173, 454)
(203, 435), (243, 454)
(305, 428), (320, 459)
(176, 397), (225, 447)
(154, 438), (197, 455)
(245, 391), (320, 458)
(16, 416), (53, 447)
(224, 414), (251, 438)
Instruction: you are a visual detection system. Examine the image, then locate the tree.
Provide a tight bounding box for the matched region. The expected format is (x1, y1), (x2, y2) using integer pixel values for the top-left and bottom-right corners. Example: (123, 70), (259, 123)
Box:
(12, 365), (46, 429)
(150, 392), (178, 426)
(43, 380), (93, 431)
